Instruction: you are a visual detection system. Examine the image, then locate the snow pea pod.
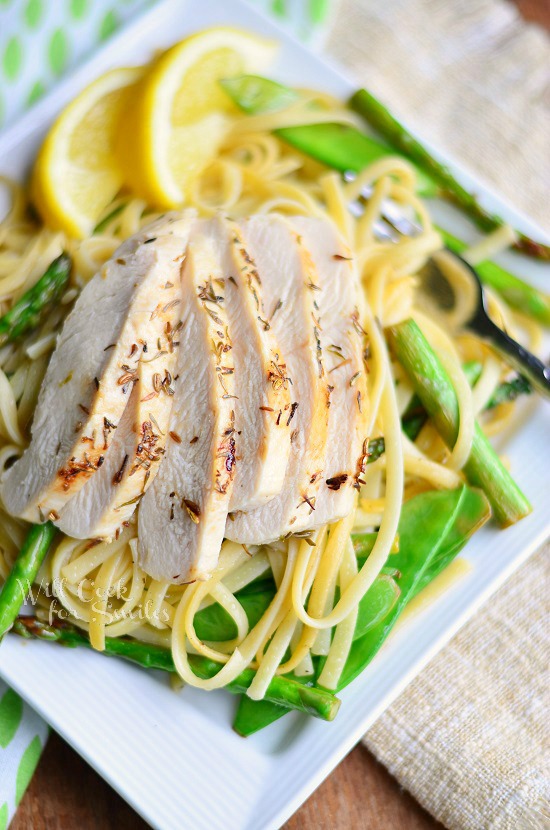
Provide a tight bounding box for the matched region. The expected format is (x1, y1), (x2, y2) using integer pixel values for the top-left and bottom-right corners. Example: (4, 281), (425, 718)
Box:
(336, 485), (490, 689)
(219, 73), (434, 195)
(219, 74), (299, 114)
(221, 75), (549, 318)
(234, 484), (490, 735)
(194, 589), (274, 642)
(275, 123), (436, 197)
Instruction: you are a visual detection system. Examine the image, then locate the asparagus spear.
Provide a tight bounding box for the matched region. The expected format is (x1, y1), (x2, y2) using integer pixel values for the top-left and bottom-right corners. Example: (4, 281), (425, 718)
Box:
(220, 75), (549, 310)
(487, 375), (531, 408)
(219, 74), (434, 195)
(390, 319), (531, 526)
(0, 253), (72, 347)
(437, 227), (550, 325)
(0, 522), (56, 639)
(367, 367), (532, 465)
(12, 616), (341, 722)
(350, 89), (550, 261)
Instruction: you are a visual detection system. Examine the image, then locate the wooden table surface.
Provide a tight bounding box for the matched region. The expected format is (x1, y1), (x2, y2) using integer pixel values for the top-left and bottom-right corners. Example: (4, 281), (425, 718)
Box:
(12, 1), (548, 828)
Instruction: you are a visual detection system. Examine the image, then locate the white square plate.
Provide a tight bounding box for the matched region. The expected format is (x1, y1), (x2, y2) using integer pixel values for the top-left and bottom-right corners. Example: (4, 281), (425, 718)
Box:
(0, 2), (548, 828)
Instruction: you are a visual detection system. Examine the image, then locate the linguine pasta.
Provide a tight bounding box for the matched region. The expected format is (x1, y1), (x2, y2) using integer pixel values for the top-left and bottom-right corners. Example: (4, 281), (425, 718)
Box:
(0, 93), (537, 696)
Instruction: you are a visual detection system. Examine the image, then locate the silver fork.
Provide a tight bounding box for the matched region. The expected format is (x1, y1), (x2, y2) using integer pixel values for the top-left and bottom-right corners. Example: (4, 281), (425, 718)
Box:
(347, 174), (550, 398)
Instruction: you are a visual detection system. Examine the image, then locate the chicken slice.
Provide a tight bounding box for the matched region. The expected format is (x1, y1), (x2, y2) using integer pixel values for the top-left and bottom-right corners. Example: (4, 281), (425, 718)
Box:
(290, 217), (369, 527)
(1, 211), (194, 524)
(198, 215), (292, 511)
(138, 229), (236, 584)
(55, 259), (185, 540)
(225, 214), (331, 546)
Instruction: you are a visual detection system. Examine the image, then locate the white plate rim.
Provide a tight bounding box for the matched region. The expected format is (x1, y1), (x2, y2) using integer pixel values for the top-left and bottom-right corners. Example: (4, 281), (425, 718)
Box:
(0, 2), (548, 829)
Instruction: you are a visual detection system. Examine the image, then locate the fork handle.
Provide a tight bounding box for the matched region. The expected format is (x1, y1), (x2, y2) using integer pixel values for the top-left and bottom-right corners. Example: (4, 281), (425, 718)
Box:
(471, 315), (550, 399)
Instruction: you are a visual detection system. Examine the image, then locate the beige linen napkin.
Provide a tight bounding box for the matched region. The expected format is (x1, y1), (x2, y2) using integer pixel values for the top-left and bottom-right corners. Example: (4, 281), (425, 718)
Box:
(324, 2), (550, 827)
(327, 0), (550, 231)
(365, 545), (550, 830)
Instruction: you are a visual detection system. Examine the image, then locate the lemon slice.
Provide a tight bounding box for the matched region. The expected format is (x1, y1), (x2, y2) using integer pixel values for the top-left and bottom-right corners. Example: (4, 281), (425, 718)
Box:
(32, 67), (143, 238)
(118, 28), (278, 208)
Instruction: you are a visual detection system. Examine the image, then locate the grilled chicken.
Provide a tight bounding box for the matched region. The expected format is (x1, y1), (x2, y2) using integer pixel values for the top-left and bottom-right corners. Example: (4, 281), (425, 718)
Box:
(225, 214), (331, 546)
(1, 211), (194, 524)
(3, 207), (367, 582)
(203, 215), (292, 511)
(290, 217), (369, 526)
(55, 218), (192, 539)
(137, 227), (237, 583)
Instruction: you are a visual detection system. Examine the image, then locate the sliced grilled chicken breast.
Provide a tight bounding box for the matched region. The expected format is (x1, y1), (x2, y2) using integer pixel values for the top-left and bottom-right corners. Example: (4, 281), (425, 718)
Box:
(138, 228), (237, 583)
(1, 211), (194, 524)
(290, 217), (369, 526)
(56, 225), (189, 539)
(225, 214), (330, 545)
(200, 215), (292, 511)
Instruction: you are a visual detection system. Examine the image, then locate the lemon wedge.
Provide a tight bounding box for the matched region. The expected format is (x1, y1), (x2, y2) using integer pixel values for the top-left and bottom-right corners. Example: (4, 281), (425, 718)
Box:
(118, 28), (278, 208)
(32, 67), (143, 238)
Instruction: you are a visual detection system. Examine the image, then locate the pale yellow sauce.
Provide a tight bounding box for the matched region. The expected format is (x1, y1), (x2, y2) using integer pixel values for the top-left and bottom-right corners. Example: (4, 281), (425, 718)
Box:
(397, 557), (473, 628)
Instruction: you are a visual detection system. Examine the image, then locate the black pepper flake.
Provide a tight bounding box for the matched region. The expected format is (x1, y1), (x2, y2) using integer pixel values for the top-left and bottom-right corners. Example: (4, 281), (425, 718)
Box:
(286, 402), (299, 426)
(271, 298), (283, 319)
(113, 454), (129, 485)
(182, 498), (201, 524)
(326, 473), (349, 491)
(298, 493), (316, 513)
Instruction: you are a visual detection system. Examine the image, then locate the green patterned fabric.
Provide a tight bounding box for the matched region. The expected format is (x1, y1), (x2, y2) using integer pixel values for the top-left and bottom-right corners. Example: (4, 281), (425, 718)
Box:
(0, 0), (333, 129)
(0, 683), (48, 823)
(0, 3), (334, 822)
